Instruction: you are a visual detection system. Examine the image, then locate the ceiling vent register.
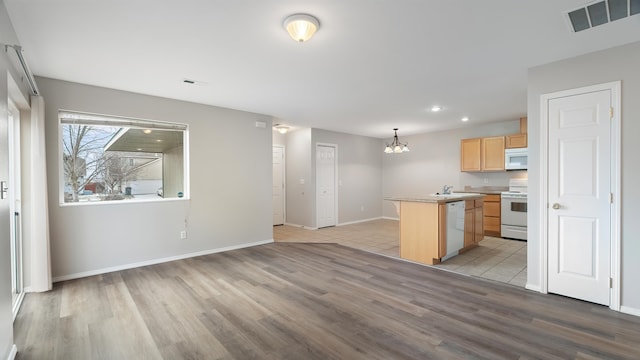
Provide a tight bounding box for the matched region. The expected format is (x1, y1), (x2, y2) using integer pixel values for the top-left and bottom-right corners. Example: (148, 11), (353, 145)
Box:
(566, 0), (639, 32)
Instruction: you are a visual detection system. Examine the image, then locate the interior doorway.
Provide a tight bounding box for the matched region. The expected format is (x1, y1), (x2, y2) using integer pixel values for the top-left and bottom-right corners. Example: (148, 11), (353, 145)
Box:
(315, 143), (337, 228)
(541, 81), (620, 309)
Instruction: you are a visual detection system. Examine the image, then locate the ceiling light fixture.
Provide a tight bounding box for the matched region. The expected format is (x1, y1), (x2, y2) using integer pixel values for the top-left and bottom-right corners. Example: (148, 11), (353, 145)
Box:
(461, 117), (469, 122)
(276, 126), (290, 134)
(431, 106), (442, 112)
(143, 129), (152, 134)
(283, 14), (320, 42)
(384, 128), (410, 154)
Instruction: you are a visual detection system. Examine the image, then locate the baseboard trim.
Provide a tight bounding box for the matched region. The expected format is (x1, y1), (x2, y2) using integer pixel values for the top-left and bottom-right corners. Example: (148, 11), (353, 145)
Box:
(7, 345), (17, 360)
(337, 217), (383, 226)
(382, 216), (399, 221)
(525, 283), (542, 292)
(52, 239), (274, 283)
(620, 305), (640, 317)
(283, 222), (318, 230)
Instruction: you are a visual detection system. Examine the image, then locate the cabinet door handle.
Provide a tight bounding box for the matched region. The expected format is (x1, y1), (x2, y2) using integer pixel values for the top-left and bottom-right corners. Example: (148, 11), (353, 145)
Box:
(552, 203), (560, 210)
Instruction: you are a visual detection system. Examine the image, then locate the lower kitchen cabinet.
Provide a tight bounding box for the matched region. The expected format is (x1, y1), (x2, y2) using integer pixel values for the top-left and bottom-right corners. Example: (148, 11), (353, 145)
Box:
(483, 194), (501, 237)
(464, 199), (484, 249)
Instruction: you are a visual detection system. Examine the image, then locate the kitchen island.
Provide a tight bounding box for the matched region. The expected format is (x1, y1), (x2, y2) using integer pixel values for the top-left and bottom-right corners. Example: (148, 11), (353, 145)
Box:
(386, 194), (485, 265)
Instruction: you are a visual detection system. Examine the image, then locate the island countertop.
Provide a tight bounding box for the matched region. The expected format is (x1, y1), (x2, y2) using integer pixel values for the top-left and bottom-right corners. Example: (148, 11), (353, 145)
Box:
(385, 193), (485, 204)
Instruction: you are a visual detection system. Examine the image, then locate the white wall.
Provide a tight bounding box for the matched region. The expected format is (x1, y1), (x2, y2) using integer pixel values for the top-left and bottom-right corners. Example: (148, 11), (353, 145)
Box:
(527, 40), (640, 312)
(38, 77), (274, 280)
(382, 121), (523, 218)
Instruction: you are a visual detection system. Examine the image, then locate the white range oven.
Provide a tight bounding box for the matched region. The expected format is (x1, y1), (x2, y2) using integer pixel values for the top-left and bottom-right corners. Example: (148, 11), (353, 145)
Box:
(501, 179), (527, 241)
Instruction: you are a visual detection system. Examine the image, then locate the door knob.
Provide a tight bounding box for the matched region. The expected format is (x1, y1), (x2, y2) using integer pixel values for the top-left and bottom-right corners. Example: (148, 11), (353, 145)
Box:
(552, 203), (560, 210)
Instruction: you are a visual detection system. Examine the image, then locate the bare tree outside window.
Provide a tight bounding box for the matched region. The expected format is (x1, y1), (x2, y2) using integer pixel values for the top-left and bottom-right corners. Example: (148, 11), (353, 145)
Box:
(62, 125), (114, 202)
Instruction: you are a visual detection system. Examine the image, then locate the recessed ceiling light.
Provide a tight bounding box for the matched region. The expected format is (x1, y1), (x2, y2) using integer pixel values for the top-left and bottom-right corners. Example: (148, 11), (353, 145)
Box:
(136, 148), (143, 151)
(143, 129), (152, 134)
(431, 106), (442, 112)
(156, 139), (163, 142)
(461, 117), (469, 122)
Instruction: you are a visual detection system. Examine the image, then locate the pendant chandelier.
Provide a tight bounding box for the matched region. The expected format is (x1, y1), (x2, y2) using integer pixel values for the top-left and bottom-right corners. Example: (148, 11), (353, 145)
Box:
(384, 128), (410, 154)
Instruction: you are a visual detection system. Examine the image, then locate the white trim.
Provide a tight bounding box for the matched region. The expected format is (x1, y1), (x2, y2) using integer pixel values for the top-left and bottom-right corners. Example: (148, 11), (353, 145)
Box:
(315, 143), (338, 228)
(7, 345), (17, 360)
(382, 216), (399, 221)
(620, 306), (640, 317)
(273, 144), (286, 225)
(11, 291), (25, 322)
(52, 239), (273, 282)
(525, 283), (542, 292)
(337, 217), (384, 226)
(539, 81), (621, 311)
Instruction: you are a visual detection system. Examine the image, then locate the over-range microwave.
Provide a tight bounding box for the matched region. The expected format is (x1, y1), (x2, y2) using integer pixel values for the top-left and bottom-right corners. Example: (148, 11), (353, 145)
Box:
(505, 148), (528, 170)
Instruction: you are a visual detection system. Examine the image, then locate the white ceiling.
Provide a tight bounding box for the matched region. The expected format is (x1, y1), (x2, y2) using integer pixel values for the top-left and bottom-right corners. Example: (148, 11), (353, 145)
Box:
(5, 0), (640, 138)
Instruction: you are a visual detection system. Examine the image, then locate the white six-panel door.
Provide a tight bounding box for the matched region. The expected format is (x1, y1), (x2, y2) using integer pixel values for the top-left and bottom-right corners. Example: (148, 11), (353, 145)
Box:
(272, 146), (285, 226)
(547, 89), (611, 306)
(316, 144), (336, 228)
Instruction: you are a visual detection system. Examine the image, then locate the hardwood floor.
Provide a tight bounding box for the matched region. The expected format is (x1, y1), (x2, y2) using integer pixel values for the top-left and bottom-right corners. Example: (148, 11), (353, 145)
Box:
(14, 243), (640, 359)
(274, 220), (527, 287)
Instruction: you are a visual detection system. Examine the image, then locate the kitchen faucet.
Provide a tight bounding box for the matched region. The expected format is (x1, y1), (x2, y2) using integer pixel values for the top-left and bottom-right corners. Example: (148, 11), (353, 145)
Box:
(443, 185), (453, 195)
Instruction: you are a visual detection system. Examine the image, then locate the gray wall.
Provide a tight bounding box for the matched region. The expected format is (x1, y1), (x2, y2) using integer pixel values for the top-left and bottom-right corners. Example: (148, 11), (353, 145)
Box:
(527, 40), (640, 311)
(283, 128), (312, 227)
(311, 128), (383, 225)
(276, 127), (383, 228)
(38, 77), (274, 279)
(382, 121), (524, 218)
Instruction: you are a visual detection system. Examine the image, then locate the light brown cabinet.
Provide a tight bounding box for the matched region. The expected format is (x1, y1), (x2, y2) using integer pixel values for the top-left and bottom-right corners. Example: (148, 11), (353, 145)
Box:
(460, 136), (505, 172)
(506, 133), (527, 148)
(505, 117), (528, 148)
(483, 194), (501, 237)
(464, 199), (484, 249)
(397, 196), (485, 265)
(399, 201), (446, 265)
(460, 138), (481, 171)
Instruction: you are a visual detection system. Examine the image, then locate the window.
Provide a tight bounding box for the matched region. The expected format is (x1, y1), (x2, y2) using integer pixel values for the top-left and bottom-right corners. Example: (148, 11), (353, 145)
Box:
(59, 111), (188, 204)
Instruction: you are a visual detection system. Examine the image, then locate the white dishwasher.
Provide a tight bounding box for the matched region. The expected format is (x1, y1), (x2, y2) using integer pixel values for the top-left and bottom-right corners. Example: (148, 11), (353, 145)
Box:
(441, 201), (465, 262)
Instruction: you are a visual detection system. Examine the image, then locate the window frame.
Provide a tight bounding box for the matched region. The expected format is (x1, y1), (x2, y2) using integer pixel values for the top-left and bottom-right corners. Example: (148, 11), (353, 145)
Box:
(58, 110), (190, 206)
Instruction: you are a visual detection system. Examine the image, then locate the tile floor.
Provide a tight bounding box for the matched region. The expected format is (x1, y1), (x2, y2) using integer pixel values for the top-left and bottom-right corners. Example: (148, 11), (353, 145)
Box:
(273, 218), (527, 287)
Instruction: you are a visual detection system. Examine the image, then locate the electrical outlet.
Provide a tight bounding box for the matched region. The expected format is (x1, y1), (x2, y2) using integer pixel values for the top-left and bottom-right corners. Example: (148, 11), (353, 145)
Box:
(180, 230), (187, 240)
(361, 205), (365, 212)
(483, 178), (489, 184)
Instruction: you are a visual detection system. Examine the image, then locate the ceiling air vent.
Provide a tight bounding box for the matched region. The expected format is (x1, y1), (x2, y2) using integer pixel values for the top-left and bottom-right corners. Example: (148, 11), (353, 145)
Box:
(566, 0), (640, 32)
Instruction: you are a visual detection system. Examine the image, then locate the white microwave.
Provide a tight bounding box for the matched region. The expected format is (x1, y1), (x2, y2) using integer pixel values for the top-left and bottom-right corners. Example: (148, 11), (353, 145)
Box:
(505, 148), (528, 170)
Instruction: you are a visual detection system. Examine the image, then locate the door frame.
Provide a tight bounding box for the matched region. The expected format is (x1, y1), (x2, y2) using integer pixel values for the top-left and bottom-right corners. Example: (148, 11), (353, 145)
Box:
(315, 143), (338, 228)
(273, 144), (286, 225)
(538, 81), (621, 311)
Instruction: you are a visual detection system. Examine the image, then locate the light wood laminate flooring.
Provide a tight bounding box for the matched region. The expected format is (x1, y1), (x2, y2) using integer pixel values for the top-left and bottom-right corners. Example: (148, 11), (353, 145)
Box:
(14, 243), (640, 359)
(274, 219), (527, 287)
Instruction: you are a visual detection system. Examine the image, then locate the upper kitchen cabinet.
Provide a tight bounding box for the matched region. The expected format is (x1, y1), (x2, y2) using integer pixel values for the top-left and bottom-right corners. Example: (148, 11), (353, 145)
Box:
(505, 117), (528, 149)
(460, 138), (482, 171)
(505, 133), (527, 148)
(461, 136), (505, 172)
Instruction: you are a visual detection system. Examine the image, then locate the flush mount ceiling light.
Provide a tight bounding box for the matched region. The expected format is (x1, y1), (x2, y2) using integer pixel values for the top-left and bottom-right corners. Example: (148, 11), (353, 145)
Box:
(276, 126), (290, 134)
(461, 117), (469, 122)
(384, 128), (410, 154)
(431, 105), (442, 112)
(283, 14), (320, 42)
